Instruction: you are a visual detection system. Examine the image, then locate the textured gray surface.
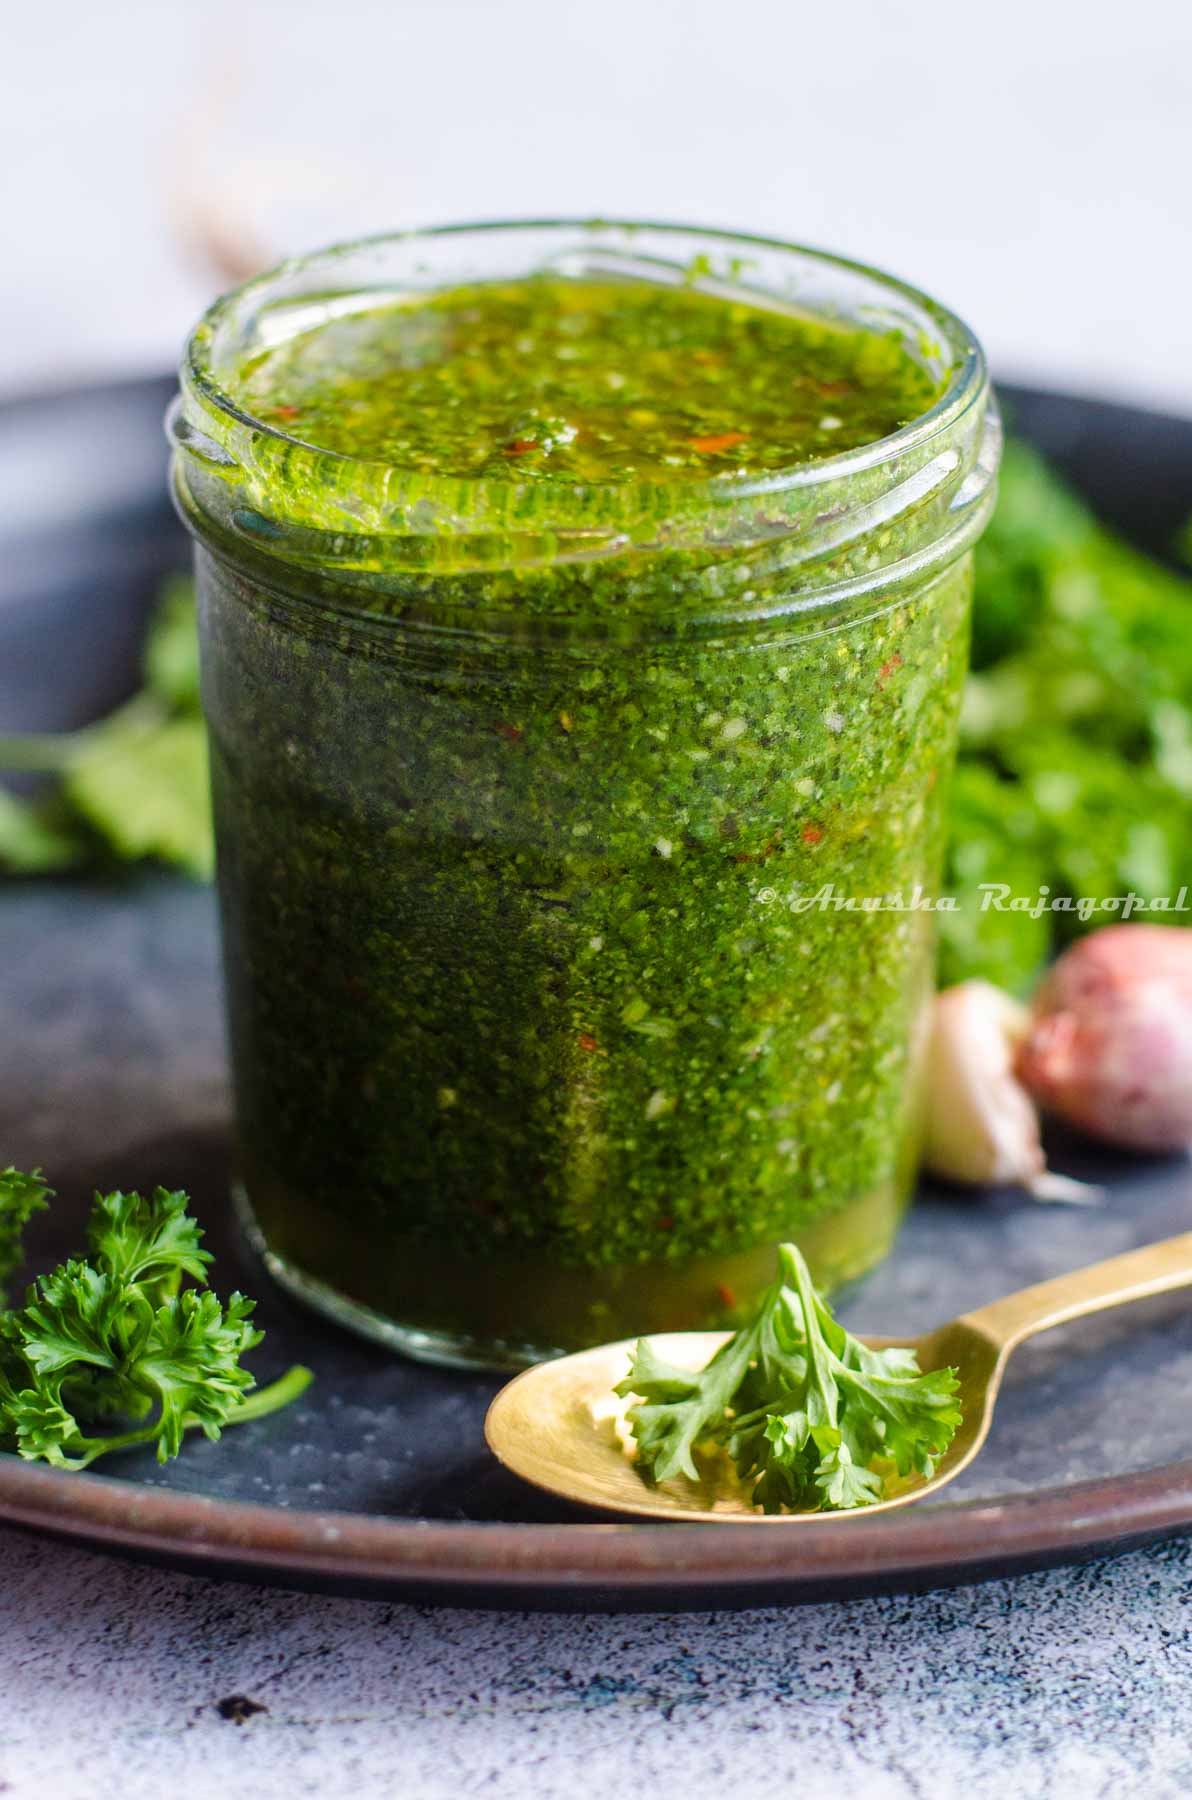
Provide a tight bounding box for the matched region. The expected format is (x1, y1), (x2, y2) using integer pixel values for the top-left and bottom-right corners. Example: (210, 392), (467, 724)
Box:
(1, 1523), (1190, 1799)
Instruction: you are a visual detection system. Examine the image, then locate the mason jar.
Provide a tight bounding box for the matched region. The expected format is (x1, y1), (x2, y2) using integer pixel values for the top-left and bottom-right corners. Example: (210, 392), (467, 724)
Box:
(170, 221), (999, 1369)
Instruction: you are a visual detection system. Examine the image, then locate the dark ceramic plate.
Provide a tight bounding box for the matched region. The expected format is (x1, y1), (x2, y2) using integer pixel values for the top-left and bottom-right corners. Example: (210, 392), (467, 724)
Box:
(2, 376), (1192, 1611)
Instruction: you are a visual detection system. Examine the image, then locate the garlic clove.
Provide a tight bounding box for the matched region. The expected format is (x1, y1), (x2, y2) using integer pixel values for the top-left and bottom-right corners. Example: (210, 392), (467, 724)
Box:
(923, 980), (1040, 1185)
(1024, 1169), (1105, 1206)
(923, 980), (1102, 1203)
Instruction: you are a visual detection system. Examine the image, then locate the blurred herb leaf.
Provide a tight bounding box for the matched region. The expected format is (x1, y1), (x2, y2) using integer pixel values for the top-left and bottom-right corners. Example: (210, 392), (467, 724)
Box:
(944, 438), (1192, 984)
(144, 575), (203, 714)
(0, 1166), (52, 1301)
(64, 712), (212, 880)
(0, 787), (83, 876)
(0, 579), (212, 879)
(936, 762), (1051, 993)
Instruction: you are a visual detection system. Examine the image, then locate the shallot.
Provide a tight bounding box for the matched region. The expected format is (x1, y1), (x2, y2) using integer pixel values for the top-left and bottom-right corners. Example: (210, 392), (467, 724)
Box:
(1017, 925), (1192, 1153)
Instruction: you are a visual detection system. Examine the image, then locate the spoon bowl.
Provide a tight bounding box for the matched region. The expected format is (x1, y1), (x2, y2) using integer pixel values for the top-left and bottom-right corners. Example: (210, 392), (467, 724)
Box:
(486, 1230), (1192, 1521)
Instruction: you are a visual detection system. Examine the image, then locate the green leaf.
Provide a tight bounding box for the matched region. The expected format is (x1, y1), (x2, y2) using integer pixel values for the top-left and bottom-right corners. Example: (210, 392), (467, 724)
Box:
(952, 433), (1192, 978)
(731, 1406), (817, 1513)
(615, 1325), (761, 1485)
(0, 1167), (311, 1471)
(939, 762), (1052, 993)
(0, 575), (211, 881)
(143, 577), (201, 714)
(834, 1345), (963, 1479)
(0, 1166), (52, 1299)
(65, 714), (213, 879)
(0, 786), (82, 875)
(16, 1260), (123, 1378)
(5, 1385), (87, 1467)
(132, 1289), (262, 1462)
(814, 1440), (883, 1509)
(86, 1186), (212, 1293)
(1151, 698), (1192, 798)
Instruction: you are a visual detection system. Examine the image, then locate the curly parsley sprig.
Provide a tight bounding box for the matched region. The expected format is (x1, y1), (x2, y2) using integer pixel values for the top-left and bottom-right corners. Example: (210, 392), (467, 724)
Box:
(615, 1242), (961, 1513)
(0, 1168), (51, 1296)
(0, 1167), (311, 1469)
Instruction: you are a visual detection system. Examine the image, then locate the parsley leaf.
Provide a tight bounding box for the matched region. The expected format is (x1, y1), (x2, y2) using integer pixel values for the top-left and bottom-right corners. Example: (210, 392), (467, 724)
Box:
(86, 1185), (211, 1291)
(0, 1169), (311, 1470)
(0, 1166), (52, 1300)
(613, 1306), (784, 1485)
(616, 1241), (961, 1513)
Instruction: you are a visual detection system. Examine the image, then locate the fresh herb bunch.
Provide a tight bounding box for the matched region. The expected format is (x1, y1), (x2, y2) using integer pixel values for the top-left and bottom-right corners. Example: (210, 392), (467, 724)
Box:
(942, 439), (1192, 991)
(0, 1166), (310, 1469)
(616, 1242), (961, 1512)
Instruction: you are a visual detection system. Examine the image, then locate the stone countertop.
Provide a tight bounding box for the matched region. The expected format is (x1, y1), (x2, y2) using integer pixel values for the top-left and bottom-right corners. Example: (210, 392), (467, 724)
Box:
(1, 1525), (1188, 1800)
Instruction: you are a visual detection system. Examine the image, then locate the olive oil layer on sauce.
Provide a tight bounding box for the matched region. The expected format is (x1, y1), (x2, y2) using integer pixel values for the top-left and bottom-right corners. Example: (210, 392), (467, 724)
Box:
(238, 276), (941, 482)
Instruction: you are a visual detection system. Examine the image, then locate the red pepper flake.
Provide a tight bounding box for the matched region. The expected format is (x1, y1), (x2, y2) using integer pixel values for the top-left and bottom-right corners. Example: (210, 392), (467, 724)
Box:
(577, 1032), (600, 1053)
(877, 653), (903, 686)
(495, 723), (524, 742)
(502, 437), (538, 456)
(801, 823), (824, 845)
(656, 1215), (674, 1232)
(716, 1282), (738, 1310)
(690, 430), (748, 455)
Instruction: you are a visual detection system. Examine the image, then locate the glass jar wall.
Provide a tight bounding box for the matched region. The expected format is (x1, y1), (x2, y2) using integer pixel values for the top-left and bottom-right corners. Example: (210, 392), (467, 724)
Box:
(171, 221), (1000, 1368)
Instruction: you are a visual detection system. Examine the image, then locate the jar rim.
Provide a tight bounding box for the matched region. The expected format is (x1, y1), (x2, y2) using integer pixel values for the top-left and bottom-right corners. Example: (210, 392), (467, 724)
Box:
(179, 217), (987, 518)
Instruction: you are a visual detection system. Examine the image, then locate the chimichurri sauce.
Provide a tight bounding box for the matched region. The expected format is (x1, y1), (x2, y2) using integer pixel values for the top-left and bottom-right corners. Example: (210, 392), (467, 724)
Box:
(185, 266), (977, 1365)
(237, 277), (941, 482)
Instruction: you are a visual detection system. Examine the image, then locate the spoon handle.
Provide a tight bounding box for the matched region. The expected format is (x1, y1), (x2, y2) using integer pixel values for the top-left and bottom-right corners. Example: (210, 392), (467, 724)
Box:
(961, 1229), (1192, 1352)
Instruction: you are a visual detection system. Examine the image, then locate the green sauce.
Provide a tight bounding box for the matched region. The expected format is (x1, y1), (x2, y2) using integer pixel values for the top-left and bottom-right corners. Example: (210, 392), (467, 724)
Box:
(237, 277), (939, 481)
(176, 245), (991, 1366)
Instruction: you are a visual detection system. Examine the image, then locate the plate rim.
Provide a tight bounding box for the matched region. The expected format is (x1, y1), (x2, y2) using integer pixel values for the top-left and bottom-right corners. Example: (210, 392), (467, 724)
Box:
(3, 1448), (1192, 1598)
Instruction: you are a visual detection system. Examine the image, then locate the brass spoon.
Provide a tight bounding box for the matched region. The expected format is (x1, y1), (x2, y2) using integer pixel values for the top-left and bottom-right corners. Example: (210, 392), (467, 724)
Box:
(485, 1230), (1192, 1521)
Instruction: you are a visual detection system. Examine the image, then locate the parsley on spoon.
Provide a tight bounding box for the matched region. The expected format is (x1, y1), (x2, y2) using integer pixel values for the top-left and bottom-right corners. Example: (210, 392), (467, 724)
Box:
(486, 1234), (1192, 1519)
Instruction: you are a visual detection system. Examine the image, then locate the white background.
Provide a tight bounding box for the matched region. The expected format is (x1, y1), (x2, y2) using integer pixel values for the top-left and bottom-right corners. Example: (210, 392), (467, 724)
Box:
(3, 0), (1191, 414)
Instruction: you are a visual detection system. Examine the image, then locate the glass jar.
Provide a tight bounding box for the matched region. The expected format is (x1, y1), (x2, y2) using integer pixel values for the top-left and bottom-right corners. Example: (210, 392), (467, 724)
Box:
(170, 221), (999, 1369)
